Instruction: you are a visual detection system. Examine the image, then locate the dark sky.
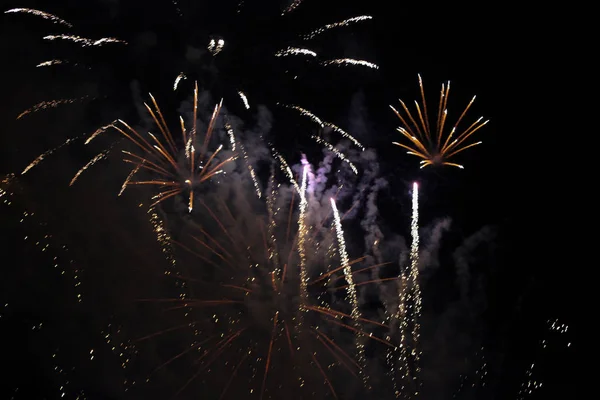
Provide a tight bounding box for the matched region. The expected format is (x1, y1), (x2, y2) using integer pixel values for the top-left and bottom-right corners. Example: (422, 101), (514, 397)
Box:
(1, 0), (576, 399)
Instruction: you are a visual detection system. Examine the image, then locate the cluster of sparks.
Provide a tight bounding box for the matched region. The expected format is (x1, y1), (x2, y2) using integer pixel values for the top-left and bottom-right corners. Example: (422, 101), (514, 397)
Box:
(391, 75), (489, 169)
(517, 319), (571, 399)
(1, 174), (84, 303)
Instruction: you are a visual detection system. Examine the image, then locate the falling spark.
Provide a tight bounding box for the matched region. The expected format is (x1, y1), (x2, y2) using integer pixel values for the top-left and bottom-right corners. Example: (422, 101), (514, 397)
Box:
(17, 96), (90, 120)
(311, 135), (358, 174)
(43, 34), (127, 47)
(5, 8), (73, 27)
(22, 137), (80, 174)
(321, 59), (379, 69)
(173, 73), (187, 91)
(238, 91), (250, 109)
(84, 122), (117, 145)
(391, 74), (489, 169)
(275, 47), (317, 57)
(282, 0), (305, 15)
(224, 122), (236, 152)
(239, 141), (261, 199)
(70, 150), (110, 186)
(303, 16), (373, 40)
(118, 161), (144, 196)
(36, 59), (65, 67)
(282, 104), (364, 150)
(272, 150), (300, 195)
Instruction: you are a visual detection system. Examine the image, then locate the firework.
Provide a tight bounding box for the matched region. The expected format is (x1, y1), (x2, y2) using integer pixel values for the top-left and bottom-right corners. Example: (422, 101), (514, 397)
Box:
(130, 158), (394, 399)
(391, 75), (489, 169)
(106, 82), (236, 212)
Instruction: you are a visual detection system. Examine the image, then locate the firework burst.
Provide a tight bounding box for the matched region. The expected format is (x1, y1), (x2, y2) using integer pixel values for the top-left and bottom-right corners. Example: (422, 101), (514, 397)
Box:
(391, 75), (489, 169)
(93, 83), (236, 212)
(129, 159), (395, 399)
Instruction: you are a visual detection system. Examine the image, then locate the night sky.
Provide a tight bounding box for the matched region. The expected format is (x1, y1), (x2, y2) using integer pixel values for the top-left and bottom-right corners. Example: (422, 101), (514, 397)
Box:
(1, 1), (576, 399)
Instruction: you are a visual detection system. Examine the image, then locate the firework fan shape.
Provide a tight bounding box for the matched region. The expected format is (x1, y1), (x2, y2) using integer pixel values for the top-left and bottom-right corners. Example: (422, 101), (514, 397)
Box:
(391, 75), (489, 169)
(128, 160), (395, 399)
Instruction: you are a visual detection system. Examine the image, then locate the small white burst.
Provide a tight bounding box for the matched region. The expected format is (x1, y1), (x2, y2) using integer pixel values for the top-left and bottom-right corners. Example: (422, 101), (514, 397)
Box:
(208, 37), (225, 55)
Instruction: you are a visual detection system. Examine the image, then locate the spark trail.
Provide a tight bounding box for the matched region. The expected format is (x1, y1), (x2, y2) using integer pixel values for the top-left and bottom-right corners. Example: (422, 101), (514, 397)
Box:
(4, 8), (72, 27)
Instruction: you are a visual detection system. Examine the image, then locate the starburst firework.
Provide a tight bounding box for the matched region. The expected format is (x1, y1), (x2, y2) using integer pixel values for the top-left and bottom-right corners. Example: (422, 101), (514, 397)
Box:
(130, 160), (395, 399)
(391, 75), (489, 169)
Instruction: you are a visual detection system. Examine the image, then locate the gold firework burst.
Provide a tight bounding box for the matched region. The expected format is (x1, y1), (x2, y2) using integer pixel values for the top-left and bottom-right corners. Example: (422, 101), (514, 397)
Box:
(113, 82), (236, 212)
(391, 74), (489, 169)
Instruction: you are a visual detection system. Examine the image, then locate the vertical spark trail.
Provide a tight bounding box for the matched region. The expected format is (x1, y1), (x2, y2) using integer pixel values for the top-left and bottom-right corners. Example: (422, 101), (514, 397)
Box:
(266, 166), (281, 286)
(239, 140), (261, 198)
(409, 182), (422, 388)
(224, 122), (236, 151)
(388, 183), (422, 398)
(297, 165), (309, 308)
(238, 91), (250, 109)
(330, 197), (368, 385)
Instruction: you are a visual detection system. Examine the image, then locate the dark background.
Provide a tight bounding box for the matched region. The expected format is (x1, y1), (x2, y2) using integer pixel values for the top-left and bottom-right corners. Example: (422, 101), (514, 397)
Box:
(1, 0), (576, 398)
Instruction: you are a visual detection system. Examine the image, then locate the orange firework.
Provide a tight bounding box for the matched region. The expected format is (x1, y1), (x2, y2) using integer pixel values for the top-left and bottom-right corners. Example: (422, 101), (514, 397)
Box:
(110, 82), (236, 212)
(390, 74), (489, 169)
